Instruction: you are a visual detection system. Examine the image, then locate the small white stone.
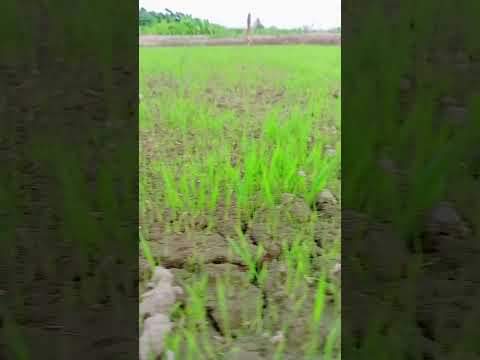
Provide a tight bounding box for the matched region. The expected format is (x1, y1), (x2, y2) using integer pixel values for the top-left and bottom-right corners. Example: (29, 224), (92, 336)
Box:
(332, 263), (341, 275)
(140, 282), (179, 318)
(430, 202), (461, 226)
(270, 331), (285, 344)
(140, 314), (172, 360)
(151, 266), (174, 285)
(326, 148), (337, 157)
(317, 189), (337, 205)
(139, 266), (182, 360)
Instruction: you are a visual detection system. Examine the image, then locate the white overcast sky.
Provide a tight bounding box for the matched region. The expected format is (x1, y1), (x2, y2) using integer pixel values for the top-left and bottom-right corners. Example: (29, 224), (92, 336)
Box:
(139, 0), (341, 30)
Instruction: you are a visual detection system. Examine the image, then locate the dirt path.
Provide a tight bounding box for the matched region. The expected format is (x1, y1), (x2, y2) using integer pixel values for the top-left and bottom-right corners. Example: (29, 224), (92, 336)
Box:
(139, 33), (341, 47)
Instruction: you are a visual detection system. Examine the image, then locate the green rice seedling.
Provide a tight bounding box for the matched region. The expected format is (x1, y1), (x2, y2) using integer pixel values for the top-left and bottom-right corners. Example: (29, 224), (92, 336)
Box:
(272, 291), (308, 359)
(185, 329), (202, 360)
(183, 274), (209, 327)
(163, 330), (183, 359)
(305, 272), (328, 357)
(216, 278), (232, 344)
(139, 231), (156, 270)
(228, 227), (265, 282)
(223, 176), (235, 220)
(139, 99), (155, 131)
(158, 166), (180, 216)
(253, 265), (270, 333)
(205, 157), (221, 228)
(169, 274), (215, 359)
(261, 164), (276, 208)
(139, 166), (152, 222)
(323, 318), (341, 360)
(177, 170), (195, 228)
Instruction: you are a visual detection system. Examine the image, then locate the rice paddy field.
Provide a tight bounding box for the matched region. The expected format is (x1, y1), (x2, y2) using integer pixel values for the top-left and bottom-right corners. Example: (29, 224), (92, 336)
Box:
(139, 46), (341, 359)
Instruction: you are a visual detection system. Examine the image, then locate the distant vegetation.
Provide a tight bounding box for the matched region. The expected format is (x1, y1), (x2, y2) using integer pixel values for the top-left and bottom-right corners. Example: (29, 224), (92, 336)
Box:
(139, 8), (340, 37)
(139, 8), (227, 35)
(328, 27), (341, 33)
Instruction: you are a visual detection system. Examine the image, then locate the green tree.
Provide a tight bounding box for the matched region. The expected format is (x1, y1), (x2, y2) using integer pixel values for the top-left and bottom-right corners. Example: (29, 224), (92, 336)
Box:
(253, 18), (264, 30)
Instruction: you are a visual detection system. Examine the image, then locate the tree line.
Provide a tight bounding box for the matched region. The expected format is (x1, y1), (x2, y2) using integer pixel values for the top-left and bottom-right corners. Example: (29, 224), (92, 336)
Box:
(139, 8), (228, 36)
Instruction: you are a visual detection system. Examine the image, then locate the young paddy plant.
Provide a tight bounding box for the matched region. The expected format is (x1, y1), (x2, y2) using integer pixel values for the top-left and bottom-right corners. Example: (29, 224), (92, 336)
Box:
(215, 277), (232, 345)
(229, 227), (265, 282)
(139, 231), (156, 270)
(305, 272), (328, 358)
(162, 273), (218, 360)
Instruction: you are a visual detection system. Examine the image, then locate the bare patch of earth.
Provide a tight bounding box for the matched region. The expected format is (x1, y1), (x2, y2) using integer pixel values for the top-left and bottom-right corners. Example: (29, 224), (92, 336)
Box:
(140, 33), (341, 47)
